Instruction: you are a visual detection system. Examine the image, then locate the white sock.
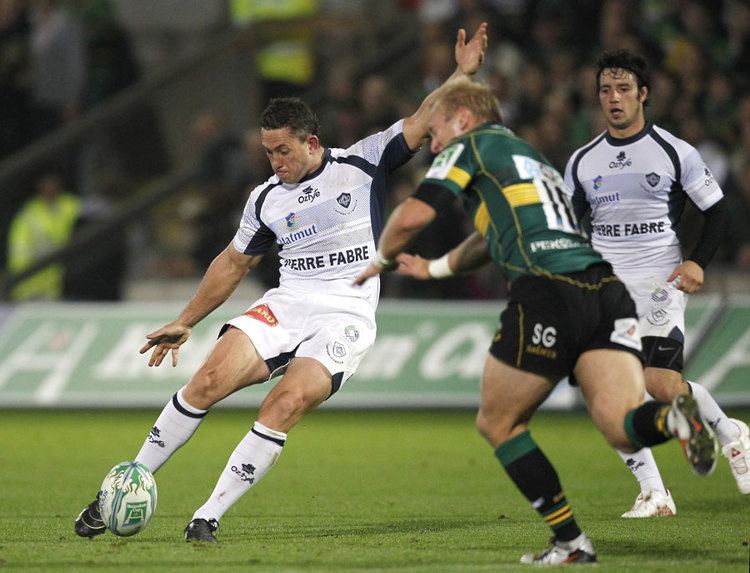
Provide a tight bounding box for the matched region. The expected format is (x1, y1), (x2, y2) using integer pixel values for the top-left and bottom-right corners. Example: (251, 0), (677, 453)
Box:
(192, 421), (286, 522)
(687, 380), (739, 445)
(617, 448), (667, 495)
(135, 387), (207, 473)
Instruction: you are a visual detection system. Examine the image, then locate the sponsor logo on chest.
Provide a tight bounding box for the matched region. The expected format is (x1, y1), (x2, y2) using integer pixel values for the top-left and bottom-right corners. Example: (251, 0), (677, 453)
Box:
(609, 151), (632, 170)
(281, 246), (370, 271)
(298, 186), (320, 204)
(280, 224), (318, 245)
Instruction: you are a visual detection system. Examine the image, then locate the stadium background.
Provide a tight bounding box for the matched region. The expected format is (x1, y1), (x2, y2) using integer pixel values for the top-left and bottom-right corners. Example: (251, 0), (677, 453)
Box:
(0, 0), (747, 407)
(1, 2), (749, 571)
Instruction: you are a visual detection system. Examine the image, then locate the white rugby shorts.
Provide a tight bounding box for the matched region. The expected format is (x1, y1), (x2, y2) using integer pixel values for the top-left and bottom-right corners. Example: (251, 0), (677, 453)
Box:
(225, 286), (377, 387)
(621, 275), (686, 340)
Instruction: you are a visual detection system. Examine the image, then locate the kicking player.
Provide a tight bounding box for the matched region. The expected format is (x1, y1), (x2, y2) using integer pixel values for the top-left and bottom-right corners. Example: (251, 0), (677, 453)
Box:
(74, 23), (489, 543)
(354, 78), (718, 565)
(564, 49), (749, 517)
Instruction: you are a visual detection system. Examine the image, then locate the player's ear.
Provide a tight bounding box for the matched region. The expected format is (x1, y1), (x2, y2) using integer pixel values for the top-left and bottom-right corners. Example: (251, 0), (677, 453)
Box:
(639, 86), (648, 105)
(307, 134), (320, 152)
(457, 107), (473, 131)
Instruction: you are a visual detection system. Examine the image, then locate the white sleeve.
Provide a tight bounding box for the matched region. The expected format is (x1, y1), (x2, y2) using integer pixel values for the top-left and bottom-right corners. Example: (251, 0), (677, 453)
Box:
(232, 185), (276, 255)
(345, 120), (412, 168)
(681, 147), (723, 211)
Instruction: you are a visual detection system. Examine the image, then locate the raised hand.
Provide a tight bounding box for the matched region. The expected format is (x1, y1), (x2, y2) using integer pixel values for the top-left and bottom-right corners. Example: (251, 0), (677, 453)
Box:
(455, 22), (488, 77)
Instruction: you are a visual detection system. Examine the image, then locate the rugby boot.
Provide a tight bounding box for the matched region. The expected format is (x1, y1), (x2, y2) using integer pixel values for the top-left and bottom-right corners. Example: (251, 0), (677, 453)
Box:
(668, 394), (718, 476)
(621, 489), (676, 518)
(520, 533), (597, 564)
(74, 492), (106, 538)
(185, 518), (219, 543)
(722, 418), (750, 494)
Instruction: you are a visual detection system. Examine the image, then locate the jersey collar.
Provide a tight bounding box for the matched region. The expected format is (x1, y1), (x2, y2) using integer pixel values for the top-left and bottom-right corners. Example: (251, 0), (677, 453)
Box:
(297, 148), (331, 184)
(604, 122), (652, 147)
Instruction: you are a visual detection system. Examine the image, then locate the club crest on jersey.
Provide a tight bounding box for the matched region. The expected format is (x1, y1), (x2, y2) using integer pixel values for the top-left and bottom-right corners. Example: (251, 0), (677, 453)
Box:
(647, 306), (669, 327)
(285, 212), (296, 227)
(337, 193), (351, 208)
(645, 172), (660, 187)
(609, 151), (632, 170)
(245, 304), (278, 326)
(593, 175), (604, 190)
(298, 186), (320, 204)
(326, 341), (347, 364)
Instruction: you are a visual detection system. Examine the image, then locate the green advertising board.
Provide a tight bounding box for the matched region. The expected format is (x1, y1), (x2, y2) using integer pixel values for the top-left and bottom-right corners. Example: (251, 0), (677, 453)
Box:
(0, 296), (744, 408)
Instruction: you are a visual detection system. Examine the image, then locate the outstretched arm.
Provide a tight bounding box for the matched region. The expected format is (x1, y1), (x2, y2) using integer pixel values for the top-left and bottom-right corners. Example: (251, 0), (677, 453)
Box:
(402, 22), (488, 150)
(353, 197), (437, 285)
(140, 243), (263, 367)
(396, 231), (490, 280)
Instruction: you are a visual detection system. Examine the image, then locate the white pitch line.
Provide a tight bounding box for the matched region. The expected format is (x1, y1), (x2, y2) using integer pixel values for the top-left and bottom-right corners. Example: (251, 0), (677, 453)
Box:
(33, 322), (99, 405)
(0, 322), (58, 389)
(698, 327), (750, 392)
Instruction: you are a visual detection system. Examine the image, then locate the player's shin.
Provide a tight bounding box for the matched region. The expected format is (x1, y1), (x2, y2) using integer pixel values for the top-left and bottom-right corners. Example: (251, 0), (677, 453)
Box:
(686, 381), (740, 444)
(623, 401), (672, 448)
(135, 386), (208, 473)
(192, 421), (286, 523)
(616, 447), (667, 495)
(495, 431), (582, 542)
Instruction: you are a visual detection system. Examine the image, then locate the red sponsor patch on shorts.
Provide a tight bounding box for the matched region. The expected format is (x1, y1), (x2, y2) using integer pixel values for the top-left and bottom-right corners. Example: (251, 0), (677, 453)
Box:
(245, 304), (278, 326)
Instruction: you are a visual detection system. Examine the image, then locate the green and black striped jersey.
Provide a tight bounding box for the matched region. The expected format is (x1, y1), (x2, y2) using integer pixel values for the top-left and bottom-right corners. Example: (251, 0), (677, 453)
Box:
(419, 123), (603, 282)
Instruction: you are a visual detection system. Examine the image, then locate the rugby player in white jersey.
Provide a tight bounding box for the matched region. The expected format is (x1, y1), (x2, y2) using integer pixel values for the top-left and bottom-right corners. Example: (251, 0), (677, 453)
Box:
(73, 23), (488, 543)
(564, 49), (749, 517)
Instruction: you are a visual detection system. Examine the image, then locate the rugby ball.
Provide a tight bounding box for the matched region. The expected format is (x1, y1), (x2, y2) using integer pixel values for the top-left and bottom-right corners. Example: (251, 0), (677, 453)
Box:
(99, 461), (157, 537)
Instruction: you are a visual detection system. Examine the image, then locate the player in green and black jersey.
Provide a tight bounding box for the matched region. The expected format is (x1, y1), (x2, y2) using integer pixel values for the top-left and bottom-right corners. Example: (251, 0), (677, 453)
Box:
(355, 78), (718, 565)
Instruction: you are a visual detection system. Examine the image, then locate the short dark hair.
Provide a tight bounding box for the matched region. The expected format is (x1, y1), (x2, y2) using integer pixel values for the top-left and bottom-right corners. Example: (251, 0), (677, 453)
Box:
(596, 49), (650, 106)
(260, 97), (320, 141)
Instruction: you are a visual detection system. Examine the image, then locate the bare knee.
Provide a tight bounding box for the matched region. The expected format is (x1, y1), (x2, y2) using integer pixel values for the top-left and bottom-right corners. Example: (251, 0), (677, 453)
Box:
(183, 366), (227, 409)
(645, 368), (687, 402)
(476, 409), (524, 449)
(258, 388), (312, 431)
(587, 402), (634, 451)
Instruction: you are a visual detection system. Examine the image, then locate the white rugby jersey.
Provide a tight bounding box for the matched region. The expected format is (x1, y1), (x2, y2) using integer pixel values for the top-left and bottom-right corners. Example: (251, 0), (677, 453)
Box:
(233, 120), (414, 307)
(564, 123), (723, 280)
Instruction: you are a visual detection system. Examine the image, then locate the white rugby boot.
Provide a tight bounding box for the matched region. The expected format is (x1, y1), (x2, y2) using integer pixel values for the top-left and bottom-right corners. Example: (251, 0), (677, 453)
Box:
(621, 489), (676, 518)
(722, 419), (750, 494)
(520, 533), (597, 565)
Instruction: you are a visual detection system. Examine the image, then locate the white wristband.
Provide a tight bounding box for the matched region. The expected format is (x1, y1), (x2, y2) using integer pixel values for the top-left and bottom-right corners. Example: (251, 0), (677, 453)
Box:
(428, 254), (454, 279)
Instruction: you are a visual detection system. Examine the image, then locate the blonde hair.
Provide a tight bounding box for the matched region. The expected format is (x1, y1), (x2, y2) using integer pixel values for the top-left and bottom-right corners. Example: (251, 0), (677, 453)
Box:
(434, 78), (502, 124)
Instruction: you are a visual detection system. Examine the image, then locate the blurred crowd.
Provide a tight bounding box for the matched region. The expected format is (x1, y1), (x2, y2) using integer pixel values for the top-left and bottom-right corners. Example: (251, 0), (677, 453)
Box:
(0, 0), (139, 159)
(2, 0), (749, 301)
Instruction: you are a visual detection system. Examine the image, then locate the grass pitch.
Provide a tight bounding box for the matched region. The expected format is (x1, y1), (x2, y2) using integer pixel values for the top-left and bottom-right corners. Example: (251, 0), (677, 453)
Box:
(1, 408), (748, 572)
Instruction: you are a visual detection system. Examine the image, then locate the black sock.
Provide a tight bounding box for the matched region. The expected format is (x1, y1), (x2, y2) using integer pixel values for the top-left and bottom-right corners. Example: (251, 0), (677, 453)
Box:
(495, 431), (581, 542)
(624, 401), (672, 449)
